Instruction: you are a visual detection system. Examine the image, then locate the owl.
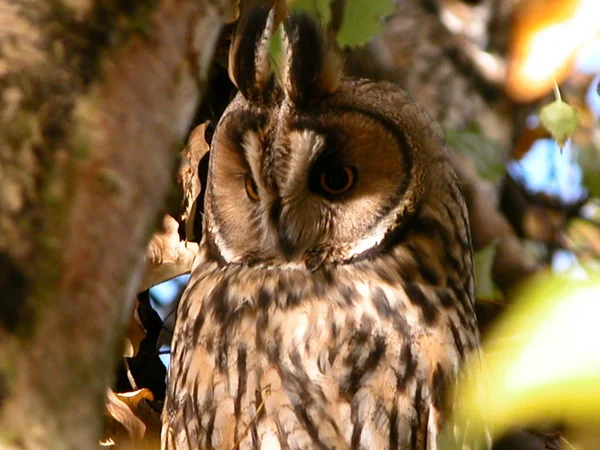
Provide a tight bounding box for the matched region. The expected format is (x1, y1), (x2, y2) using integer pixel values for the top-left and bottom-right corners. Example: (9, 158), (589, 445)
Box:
(163, 6), (482, 450)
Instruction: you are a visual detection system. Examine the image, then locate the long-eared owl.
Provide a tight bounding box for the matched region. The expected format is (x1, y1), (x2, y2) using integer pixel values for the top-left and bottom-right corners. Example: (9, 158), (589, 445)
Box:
(163, 5), (482, 450)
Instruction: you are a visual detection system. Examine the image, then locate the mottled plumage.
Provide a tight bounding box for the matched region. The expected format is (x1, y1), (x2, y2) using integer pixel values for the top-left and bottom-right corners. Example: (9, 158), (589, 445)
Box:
(163, 7), (482, 450)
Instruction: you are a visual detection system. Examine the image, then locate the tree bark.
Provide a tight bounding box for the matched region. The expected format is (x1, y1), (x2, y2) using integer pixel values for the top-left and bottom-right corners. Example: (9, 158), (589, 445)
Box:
(0, 0), (236, 448)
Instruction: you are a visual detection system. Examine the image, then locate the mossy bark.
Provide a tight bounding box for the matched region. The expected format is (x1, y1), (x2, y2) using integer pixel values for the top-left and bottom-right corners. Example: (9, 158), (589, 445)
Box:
(0, 0), (236, 448)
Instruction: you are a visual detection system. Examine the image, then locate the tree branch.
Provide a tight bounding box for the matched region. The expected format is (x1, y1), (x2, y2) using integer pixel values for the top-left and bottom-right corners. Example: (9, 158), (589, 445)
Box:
(0, 0), (236, 448)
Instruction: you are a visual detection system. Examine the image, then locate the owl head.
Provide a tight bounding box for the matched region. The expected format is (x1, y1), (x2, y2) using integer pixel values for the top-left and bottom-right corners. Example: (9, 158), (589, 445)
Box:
(203, 6), (452, 270)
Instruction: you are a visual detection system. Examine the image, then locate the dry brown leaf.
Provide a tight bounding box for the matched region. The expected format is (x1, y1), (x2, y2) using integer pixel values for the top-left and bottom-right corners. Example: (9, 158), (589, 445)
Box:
(146, 215), (181, 267)
(124, 301), (146, 357)
(141, 215), (199, 292)
(179, 123), (210, 241)
(143, 123), (212, 292)
(223, 0), (241, 23)
(105, 389), (147, 441)
(116, 388), (155, 409)
(103, 389), (161, 448)
(122, 391), (162, 446)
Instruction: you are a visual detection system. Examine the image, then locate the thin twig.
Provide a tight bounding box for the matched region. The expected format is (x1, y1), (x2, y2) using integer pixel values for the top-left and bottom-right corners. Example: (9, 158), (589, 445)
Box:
(160, 305), (178, 335)
(475, 298), (506, 308)
(578, 215), (600, 228)
(123, 358), (139, 391)
(233, 385), (272, 449)
(560, 436), (577, 450)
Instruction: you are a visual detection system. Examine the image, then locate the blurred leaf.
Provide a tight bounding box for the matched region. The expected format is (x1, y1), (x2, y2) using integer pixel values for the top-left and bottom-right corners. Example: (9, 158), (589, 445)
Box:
(105, 389), (147, 441)
(444, 128), (506, 184)
(289, 0), (393, 46)
(511, 123), (551, 161)
(540, 99), (581, 148)
(142, 215), (198, 292)
(455, 272), (600, 439)
(473, 241), (502, 301)
(124, 302), (145, 358)
(335, 0), (392, 46)
(268, 25), (284, 70)
(117, 388), (155, 409)
(179, 122), (210, 242)
(103, 388), (159, 448)
(99, 437), (115, 447)
(579, 144), (600, 197)
(568, 218), (600, 263)
(506, 0), (600, 102)
(288, 0), (330, 24)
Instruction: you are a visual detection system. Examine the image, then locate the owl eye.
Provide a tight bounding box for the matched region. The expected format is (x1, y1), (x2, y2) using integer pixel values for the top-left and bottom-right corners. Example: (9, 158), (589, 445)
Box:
(319, 166), (356, 195)
(245, 175), (260, 201)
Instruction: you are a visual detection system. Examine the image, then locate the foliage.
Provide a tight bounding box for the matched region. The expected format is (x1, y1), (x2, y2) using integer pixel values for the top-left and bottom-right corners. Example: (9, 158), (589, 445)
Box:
(580, 143), (600, 198)
(473, 241), (503, 301)
(454, 271), (600, 440)
(288, 0), (393, 46)
(444, 128), (506, 184)
(539, 91), (581, 148)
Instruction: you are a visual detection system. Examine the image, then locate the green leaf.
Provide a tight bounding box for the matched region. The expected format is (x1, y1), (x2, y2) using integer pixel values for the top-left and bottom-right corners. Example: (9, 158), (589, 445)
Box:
(539, 99), (581, 148)
(289, 0), (330, 23)
(336, 0), (392, 46)
(579, 143), (600, 198)
(290, 0), (393, 46)
(455, 272), (600, 438)
(268, 26), (284, 71)
(444, 128), (506, 184)
(473, 241), (502, 301)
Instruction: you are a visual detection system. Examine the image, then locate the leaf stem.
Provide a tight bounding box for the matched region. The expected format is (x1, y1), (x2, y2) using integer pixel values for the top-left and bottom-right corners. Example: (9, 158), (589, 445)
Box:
(553, 80), (562, 102)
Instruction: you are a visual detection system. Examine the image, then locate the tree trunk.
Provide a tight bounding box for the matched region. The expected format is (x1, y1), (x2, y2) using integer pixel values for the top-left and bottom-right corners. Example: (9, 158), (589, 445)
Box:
(0, 0), (236, 448)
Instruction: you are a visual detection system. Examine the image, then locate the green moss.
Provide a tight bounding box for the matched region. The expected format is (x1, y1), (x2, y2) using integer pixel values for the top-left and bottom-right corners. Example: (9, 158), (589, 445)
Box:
(118, 2), (156, 38)
(1, 112), (33, 149)
(73, 142), (91, 160)
(98, 168), (124, 195)
(0, 373), (7, 408)
(48, 0), (159, 87)
(71, 120), (92, 160)
(0, 360), (23, 446)
(0, 356), (14, 399)
(6, 0), (165, 339)
(0, 342), (17, 403)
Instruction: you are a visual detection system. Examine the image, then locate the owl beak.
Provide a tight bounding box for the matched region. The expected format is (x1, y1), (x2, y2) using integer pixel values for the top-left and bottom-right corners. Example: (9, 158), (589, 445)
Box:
(275, 200), (316, 261)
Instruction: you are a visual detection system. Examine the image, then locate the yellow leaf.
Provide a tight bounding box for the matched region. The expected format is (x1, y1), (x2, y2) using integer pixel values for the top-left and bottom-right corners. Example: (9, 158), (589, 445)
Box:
(539, 99), (581, 147)
(473, 240), (502, 301)
(455, 272), (600, 438)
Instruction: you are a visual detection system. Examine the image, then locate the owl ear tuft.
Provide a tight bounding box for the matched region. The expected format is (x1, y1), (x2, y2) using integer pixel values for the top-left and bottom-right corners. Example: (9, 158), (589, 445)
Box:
(228, 5), (283, 103)
(282, 14), (342, 107)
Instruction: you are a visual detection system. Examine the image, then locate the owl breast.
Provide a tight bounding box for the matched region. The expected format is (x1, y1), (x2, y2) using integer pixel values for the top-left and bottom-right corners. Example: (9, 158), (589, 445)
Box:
(163, 196), (479, 450)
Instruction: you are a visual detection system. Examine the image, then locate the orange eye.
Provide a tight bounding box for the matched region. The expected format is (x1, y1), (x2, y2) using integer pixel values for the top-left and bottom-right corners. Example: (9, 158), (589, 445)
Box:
(319, 166), (356, 195)
(245, 176), (260, 201)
